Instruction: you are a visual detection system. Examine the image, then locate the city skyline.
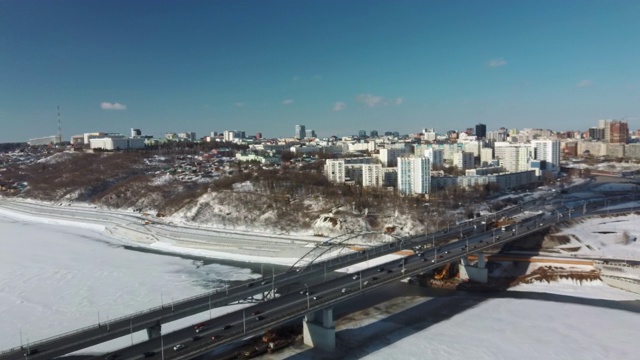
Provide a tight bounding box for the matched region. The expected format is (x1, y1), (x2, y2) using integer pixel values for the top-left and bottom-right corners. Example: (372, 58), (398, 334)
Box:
(2, 0), (640, 142)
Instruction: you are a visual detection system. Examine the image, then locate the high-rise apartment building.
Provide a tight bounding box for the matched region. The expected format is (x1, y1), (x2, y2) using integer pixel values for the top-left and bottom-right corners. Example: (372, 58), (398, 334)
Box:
(610, 121), (628, 144)
(295, 125), (306, 139)
(424, 148), (444, 168)
(370, 130), (379, 138)
(305, 129), (317, 138)
(588, 127), (605, 140)
(453, 151), (475, 170)
(494, 143), (533, 173)
(531, 139), (560, 173)
(397, 156), (431, 195)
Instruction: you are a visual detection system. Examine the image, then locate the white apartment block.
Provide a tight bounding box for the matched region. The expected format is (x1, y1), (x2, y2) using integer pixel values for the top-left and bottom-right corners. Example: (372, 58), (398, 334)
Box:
(362, 164), (383, 187)
(89, 136), (146, 150)
(494, 142), (533, 173)
(431, 170), (536, 192)
(378, 148), (408, 167)
(480, 147), (494, 166)
(462, 140), (482, 158)
(531, 139), (560, 174)
(424, 148), (444, 167)
(453, 151), (474, 170)
(398, 156), (431, 195)
(324, 158), (375, 184)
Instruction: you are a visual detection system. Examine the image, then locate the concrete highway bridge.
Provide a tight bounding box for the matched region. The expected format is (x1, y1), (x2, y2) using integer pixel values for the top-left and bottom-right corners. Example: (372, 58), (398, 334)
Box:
(0, 193), (635, 360)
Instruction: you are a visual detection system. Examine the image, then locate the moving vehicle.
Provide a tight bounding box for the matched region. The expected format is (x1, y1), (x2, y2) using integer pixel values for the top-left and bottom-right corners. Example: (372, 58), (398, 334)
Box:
(341, 288), (348, 293)
(173, 344), (186, 351)
(222, 324), (232, 330)
(143, 351), (155, 358)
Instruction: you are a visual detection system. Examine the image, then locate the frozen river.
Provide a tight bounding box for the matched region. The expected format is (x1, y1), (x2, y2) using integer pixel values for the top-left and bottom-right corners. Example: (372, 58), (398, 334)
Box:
(0, 213), (264, 354)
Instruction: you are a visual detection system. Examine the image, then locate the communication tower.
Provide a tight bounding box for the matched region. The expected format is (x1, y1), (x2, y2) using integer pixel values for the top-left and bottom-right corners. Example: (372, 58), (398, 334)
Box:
(57, 106), (63, 144)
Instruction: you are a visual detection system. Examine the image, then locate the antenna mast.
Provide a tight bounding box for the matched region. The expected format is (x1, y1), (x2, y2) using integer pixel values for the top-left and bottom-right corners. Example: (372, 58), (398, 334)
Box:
(57, 106), (62, 144)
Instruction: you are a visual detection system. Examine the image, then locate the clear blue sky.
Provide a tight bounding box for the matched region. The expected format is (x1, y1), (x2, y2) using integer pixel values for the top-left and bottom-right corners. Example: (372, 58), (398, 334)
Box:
(1, 0), (639, 142)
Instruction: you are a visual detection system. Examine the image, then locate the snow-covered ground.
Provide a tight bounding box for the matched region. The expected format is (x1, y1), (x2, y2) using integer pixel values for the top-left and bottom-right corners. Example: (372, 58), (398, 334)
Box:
(548, 212), (640, 260)
(358, 285), (640, 360)
(0, 214), (261, 354)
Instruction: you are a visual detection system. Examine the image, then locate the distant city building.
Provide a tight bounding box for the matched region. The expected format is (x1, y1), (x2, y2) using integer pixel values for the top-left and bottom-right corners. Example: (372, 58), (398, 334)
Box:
(28, 135), (62, 146)
(178, 132), (196, 141)
(475, 123), (487, 138)
(255, 132), (262, 140)
(358, 130), (367, 138)
(397, 156), (431, 195)
(494, 142), (534, 173)
(379, 147), (409, 167)
(305, 129), (317, 138)
(89, 135), (145, 150)
(295, 125), (306, 139)
(609, 121), (628, 144)
(223, 130), (245, 142)
(589, 127), (605, 141)
(453, 151), (474, 170)
(424, 148), (444, 168)
(531, 139), (560, 173)
(131, 128), (141, 137)
(370, 130), (379, 138)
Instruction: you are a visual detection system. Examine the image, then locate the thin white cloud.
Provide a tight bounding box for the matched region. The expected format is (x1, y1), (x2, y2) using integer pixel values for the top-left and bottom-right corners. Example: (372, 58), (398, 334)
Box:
(235, 102), (244, 108)
(576, 79), (592, 88)
(487, 58), (508, 68)
(282, 99), (294, 105)
(356, 94), (387, 107)
(292, 76), (301, 82)
(395, 97), (404, 105)
(333, 102), (347, 111)
(101, 102), (127, 110)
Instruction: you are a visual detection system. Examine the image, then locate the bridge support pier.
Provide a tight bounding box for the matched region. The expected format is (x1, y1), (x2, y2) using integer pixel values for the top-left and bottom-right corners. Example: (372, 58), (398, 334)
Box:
(146, 322), (161, 340)
(303, 308), (335, 352)
(459, 252), (488, 283)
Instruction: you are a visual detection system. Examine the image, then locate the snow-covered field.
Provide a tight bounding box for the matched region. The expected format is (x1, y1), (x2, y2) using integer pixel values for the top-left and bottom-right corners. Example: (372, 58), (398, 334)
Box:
(549, 212), (640, 260)
(359, 286), (640, 360)
(0, 214), (261, 354)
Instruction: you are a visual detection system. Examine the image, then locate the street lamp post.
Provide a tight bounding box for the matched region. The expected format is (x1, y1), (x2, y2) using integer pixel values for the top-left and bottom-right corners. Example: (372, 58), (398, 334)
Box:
(359, 271), (363, 290)
(271, 266), (275, 299)
(208, 294), (212, 319)
(243, 309), (246, 334)
(160, 328), (164, 360)
(304, 284), (310, 309)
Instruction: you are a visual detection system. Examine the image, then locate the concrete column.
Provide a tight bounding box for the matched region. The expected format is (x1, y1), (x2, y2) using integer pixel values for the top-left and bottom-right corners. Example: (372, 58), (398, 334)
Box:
(146, 322), (161, 339)
(303, 308), (335, 352)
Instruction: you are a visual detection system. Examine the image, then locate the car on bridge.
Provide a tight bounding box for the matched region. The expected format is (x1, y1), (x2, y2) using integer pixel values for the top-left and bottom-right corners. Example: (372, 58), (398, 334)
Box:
(191, 335), (202, 341)
(143, 351), (155, 358)
(255, 316), (265, 321)
(173, 344), (186, 351)
(252, 310), (262, 316)
(222, 324), (233, 330)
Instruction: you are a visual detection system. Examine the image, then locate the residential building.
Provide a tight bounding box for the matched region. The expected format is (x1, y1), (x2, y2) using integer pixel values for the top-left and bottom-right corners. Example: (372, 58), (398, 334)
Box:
(378, 147), (408, 167)
(494, 142), (533, 173)
(531, 139), (560, 173)
(453, 151), (474, 170)
(610, 121), (629, 144)
(397, 156), (431, 195)
(424, 148), (444, 168)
